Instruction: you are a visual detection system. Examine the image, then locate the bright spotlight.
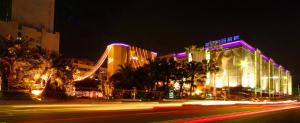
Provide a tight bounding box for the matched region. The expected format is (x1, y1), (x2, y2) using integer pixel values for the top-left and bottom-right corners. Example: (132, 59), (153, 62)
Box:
(240, 59), (249, 68)
(31, 90), (42, 96)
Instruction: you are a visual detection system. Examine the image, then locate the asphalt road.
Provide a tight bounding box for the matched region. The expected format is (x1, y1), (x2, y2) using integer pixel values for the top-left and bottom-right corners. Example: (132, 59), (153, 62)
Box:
(0, 102), (299, 123)
(211, 107), (300, 123)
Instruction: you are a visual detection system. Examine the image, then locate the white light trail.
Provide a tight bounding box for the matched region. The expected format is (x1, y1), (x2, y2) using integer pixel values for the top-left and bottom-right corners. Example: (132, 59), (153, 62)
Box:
(74, 45), (112, 81)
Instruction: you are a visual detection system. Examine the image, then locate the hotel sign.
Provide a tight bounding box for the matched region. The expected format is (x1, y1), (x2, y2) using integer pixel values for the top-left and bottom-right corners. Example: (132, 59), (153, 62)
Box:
(205, 35), (240, 47)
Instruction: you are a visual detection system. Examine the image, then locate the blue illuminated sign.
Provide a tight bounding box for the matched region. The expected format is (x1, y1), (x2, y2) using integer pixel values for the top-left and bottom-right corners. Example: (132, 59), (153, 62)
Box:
(205, 35), (240, 47)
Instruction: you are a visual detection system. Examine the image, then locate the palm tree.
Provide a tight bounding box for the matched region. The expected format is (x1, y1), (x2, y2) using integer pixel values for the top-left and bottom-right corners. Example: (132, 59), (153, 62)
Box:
(110, 64), (135, 90)
(207, 41), (223, 98)
(173, 64), (188, 97)
(207, 59), (220, 98)
(155, 58), (177, 98)
(145, 58), (164, 90)
(185, 45), (204, 62)
(184, 45), (207, 96)
(185, 61), (203, 96)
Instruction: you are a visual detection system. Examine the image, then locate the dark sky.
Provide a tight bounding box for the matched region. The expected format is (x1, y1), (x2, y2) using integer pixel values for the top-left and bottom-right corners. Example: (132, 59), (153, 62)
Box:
(54, 1), (300, 86)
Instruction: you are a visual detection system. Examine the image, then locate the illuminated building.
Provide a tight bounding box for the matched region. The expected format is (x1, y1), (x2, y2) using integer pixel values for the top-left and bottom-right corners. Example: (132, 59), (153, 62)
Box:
(72, 43), (157, 97)
(168, 37), (292, 97)
(107, 43), (157, 78)
(75, 43), (157, 81)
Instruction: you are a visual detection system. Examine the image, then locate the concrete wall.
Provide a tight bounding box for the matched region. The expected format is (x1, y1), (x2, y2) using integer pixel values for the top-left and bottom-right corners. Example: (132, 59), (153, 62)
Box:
(0, 21), (18, 38)
(41, 29), (60, 52)
(0, 20), (60, 52)
(11, 0), (55, 32)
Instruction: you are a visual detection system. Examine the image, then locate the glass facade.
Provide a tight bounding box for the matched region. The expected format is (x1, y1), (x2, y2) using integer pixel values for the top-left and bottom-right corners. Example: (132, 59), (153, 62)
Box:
(204, 41), (292, 96)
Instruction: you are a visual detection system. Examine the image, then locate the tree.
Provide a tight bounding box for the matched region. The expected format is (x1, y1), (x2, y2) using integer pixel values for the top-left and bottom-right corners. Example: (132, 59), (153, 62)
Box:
(173, 63), (188, 97)
(145, 58), (165, 90)
(185, 45), (204, 62)
(185, 61), (203, 96)
(110, 64), (136, 90)
(207, 41), (223, 98)
(184, 45), (207, 96)
(0, 33), (77, 99)
(154, 58), (177, 98)
(41, 55), (77, 98)
(0, 37), (9, 91)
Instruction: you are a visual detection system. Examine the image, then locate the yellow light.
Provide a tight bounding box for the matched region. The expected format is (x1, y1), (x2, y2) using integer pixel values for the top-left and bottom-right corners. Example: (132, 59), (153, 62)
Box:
(188, 53), (192, 62)
(174, 82), (180, 90)
(41, 74), (49, 81)
(195, 89), (202, 95)
(108, 58), (114, 64)
(205, 50), (210, 60)
(131, 56), (138, 60)
(240, 59), (249, 68)
(33, 74), (41, 80)
(31, 90), (42, 96)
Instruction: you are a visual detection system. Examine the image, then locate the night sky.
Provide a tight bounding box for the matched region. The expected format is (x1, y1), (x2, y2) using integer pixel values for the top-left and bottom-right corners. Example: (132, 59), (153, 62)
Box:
(54, 1), (300, 87)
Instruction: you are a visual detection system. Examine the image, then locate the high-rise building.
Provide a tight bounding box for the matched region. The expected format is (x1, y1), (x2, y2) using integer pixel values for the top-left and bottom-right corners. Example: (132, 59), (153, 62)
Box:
(0, 0), (59, 52)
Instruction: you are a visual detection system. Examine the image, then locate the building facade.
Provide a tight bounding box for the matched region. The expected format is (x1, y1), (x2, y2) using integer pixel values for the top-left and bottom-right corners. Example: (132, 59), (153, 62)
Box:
(0, 0), (59, 52)
(168, 37), (292, 98)
(107, 43), (157, 78)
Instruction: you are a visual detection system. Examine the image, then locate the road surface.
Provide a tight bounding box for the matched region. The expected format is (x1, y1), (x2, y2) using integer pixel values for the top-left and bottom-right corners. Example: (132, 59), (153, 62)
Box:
(0, 101), (299, 123)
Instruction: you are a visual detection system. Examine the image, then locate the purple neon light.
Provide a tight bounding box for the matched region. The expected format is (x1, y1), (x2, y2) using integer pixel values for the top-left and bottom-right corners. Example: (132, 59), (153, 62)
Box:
(222, 41), (242, 49)
(176, 52), (187, 58)
(240, 41), (256, 52)
(221, 40), (273, 61)
(282, 68), (286, 72)
(173, 40), (289, 71)
(274, 63), (279, 67)
(221, 40), (255, 52)
(109, 43), (129, 47)
(261, 54), (270, 61)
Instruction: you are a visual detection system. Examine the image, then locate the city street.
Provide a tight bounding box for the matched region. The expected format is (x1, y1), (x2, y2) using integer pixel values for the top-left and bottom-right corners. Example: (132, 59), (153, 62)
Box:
(1, 0), (300, 123)
(211, 107), (300, 123)
(0, 101), (299, 123)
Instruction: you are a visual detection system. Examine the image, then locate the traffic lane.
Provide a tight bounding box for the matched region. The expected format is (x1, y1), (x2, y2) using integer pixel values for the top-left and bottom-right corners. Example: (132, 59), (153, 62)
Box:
(210, 106), (300, 123)
(6, 104), (293, 123)
(174, 105), (300, 123)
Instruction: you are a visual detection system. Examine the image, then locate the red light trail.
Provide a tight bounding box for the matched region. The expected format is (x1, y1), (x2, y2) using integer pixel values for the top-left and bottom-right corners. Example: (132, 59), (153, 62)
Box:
(175, 106), (300, 123)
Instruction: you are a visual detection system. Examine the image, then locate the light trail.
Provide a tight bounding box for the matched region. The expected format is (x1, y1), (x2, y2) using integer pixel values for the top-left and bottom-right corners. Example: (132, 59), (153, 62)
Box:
(8, 102), (299, 123)
(175, 106), (300, 123)
(74, 45), (112, 81)
(10, 103), (183, 113)
(183, 100), (297, 106)
(18, 105), (244, 123)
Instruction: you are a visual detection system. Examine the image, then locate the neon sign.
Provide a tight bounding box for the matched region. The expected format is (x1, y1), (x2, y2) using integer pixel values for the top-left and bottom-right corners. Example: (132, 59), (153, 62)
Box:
(205, 35), (240, 47)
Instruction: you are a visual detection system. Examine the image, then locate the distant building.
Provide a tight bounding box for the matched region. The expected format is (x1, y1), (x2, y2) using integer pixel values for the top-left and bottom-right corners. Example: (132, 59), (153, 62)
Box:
(0, 0), (59, 52)
(69, 58), (107, 81)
